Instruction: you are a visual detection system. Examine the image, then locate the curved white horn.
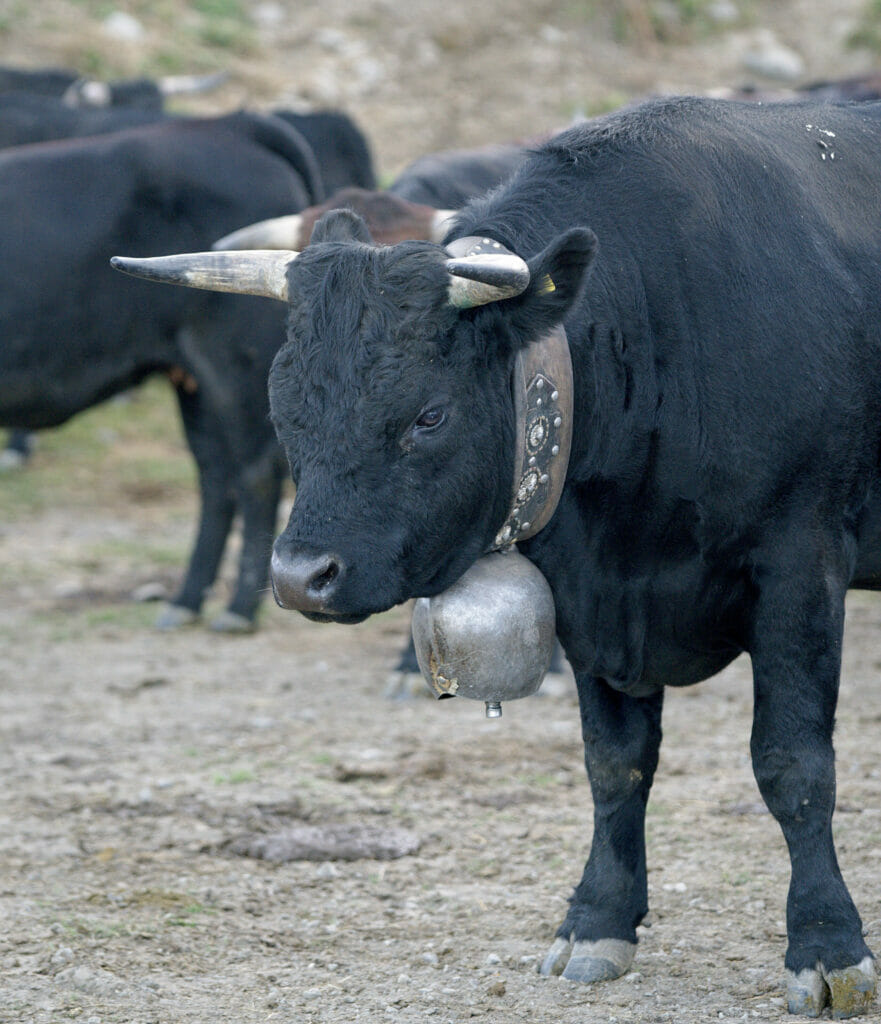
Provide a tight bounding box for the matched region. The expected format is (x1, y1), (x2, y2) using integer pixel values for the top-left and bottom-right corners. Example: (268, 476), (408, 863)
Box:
(158, 71), (230, 95)
(213, 215), (304, 251)
(110, 249), (299, 301)
(446, 253), (530, 309)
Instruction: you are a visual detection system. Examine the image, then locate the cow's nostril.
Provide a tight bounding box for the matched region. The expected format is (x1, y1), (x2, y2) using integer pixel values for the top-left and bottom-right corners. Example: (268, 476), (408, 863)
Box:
(311, 559), (339, 592)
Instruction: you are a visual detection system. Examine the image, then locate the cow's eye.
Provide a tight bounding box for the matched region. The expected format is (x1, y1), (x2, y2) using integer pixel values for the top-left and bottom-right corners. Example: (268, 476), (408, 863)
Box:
(414, 407), (445, 431)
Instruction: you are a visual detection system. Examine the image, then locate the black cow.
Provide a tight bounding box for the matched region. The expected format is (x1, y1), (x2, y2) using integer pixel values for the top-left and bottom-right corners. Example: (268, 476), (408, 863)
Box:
(0, 63), (226, 109)
(387, 141), (527, 207)
(209, 141), (528, 676)
(273, 109), (376, 194)
(0, 66), (228, 469)
(211, 139), (525, 252)
(0, 97), (375, 183)
(0, 92), (164, 148)
(1, 111), (323, 630)
(112, 97), (881, 1016)
(0, 98), (375, 496)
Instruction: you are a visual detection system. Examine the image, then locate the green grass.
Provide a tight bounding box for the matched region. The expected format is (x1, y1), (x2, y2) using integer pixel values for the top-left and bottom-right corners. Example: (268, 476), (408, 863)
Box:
(849, 0), (881, 50)
(213, 767), (256, 784)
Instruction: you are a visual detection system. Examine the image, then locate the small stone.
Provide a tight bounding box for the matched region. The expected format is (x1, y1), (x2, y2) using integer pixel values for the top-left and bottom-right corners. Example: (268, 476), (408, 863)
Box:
(101, 11), (144, 42)
(488, 980), (506, 996)
(50, 946), (74, 967)
(54, 579), (84, 598)
(707, 0), (739, 24)
(485, 954), (501, 966)
(421, 951), (440, 966)
(540, 24), (564, 44)
(314, 28), (347, 51)
(253, 2), (284, 28)
(302, 987), (322, 1000)
(131, 582), (167, 603)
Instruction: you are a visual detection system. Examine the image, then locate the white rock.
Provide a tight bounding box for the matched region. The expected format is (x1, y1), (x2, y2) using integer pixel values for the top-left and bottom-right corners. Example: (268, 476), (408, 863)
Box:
(741, 30), (805, 81)
(253, 2), (284, 29)
(131, 581), (167, 603)
(101, 12), (145, 42)
(707, 0), (739, 24)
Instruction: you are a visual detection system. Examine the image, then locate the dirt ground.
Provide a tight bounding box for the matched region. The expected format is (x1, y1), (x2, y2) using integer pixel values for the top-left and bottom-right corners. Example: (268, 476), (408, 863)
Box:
(3, 2), (881, 1022)
(4, 472), (881, 1024)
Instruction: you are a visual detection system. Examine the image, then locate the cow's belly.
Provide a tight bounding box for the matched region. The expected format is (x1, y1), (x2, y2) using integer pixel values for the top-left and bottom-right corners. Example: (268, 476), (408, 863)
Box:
(549, 566), (745, 694)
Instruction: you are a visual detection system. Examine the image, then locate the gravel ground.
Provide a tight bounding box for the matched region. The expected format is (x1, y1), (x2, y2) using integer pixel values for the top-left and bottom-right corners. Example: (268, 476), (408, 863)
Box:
(2, 496), (881, 1023)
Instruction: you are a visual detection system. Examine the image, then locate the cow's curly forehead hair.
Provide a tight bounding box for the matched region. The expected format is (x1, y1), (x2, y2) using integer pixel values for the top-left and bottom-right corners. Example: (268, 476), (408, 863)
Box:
(285, 239), (459, 370)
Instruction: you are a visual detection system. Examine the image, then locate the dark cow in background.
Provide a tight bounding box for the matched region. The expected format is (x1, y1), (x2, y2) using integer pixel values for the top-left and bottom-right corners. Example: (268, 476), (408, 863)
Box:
(0, 95), (374, 174)
(387, 141), (527, 206)
(115, 97), (881, 1017)
(212, 141), (527, 254)
(0, 92), (164, 147)
(0, 92), (377, 493)
(273, 109), (376, 194)
(0, 111), (322, 631)
(0, 63), (227, 109)
(0, 65), (87, 97)
(0, 65), (227, 469)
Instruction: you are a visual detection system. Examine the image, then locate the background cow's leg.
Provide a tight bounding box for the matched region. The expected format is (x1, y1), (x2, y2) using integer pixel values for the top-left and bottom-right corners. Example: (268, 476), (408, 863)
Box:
(749, 567), (875, 1018)
(157, 387), (235, 629)
(212, 455), (284, 632)
(541, 676), (663, 982)
(0, 429), (34, 470)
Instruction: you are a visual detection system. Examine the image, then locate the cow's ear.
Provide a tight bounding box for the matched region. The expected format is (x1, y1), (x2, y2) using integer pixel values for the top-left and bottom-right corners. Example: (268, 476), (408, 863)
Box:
(510, 227), (597, 340)
(311, 208), (374, 245)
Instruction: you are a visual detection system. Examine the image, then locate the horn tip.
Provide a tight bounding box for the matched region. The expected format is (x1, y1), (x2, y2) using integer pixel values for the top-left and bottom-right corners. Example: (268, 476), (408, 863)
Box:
(110, 255), (136, 275)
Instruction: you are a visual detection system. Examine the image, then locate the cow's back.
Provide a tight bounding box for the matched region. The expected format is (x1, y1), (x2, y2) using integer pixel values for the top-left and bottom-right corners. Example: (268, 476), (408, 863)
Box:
(459, 97), (881, 476)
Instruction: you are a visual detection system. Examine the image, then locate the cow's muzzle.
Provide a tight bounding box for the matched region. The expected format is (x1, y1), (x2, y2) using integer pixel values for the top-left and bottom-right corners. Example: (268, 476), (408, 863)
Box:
(270, 545), (359, 621)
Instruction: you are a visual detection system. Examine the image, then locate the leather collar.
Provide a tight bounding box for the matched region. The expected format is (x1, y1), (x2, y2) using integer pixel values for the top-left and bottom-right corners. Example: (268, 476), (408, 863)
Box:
(445, 235), (574, 550)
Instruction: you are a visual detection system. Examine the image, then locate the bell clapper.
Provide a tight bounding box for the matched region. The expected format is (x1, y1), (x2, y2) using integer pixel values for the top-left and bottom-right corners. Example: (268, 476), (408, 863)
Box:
(485, 701), (503, 718)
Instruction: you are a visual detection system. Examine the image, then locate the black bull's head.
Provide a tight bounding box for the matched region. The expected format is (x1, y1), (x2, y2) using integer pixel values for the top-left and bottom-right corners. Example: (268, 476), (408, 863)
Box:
(112, 211), (596, 622)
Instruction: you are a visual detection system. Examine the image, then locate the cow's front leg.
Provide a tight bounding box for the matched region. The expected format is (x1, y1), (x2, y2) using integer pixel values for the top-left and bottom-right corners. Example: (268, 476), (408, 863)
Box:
(215, 453), (284, 631)
(750, 571), (875, 1018)
(541, 676), (663, 982)
(159, 387), (236, 628)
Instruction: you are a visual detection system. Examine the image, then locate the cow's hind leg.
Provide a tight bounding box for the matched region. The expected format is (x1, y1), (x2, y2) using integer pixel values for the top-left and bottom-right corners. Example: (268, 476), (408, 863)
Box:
(540, 677), (663, 982)
(750, 559), (875, 1018)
